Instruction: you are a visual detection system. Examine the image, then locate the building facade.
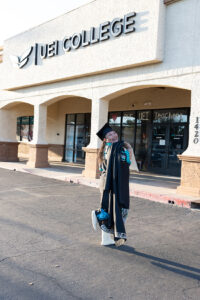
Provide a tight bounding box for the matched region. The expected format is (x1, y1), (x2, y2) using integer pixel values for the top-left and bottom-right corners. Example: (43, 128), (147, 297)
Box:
(0, 0), (199, 196)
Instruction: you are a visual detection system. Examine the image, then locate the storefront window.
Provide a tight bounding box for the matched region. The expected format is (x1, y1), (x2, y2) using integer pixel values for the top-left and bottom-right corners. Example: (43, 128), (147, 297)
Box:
(135, 111), (151, 170)
(67, 114), (75, 124)
(16, 118), (21, 140)
(109, 108), (189, 175)
(151, 109), (189, 175)
(153, 109), (188, 123)
(153, 110), (171, 123)
(85, 113), (91, 146)
(121, 111), (136, 148)
(65, 125), (74, 162)
(29, 116), (34, 141)
(76, 113), (85, 124)
(65, 113), (91, 164)
(108, 112), (121, 138)
(16, 116), (34, 141)
(168, 125), (188, 172)
(170, 109), (188, 123)
(151, 124), (168, 169)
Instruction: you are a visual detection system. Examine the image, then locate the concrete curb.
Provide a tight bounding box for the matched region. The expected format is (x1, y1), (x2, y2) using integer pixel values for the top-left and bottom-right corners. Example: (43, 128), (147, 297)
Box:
(132, 189), (191, 208)
(65, 175), (195, 209)
(0, 162), (199, 209)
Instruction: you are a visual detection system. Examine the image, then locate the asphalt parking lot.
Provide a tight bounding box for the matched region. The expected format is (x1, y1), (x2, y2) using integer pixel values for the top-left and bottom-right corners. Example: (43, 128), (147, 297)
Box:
(0, 168), (199, 300)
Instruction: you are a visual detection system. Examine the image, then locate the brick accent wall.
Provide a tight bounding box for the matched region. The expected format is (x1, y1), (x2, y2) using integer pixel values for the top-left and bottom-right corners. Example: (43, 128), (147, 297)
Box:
(18, 143), (64, 161)
(18, 143), (30, 158)
(48, 144), (64, 162)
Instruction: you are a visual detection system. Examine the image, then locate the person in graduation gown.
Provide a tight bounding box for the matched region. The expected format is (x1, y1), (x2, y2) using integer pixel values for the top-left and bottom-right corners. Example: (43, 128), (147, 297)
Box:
(91, 122), (139, 247)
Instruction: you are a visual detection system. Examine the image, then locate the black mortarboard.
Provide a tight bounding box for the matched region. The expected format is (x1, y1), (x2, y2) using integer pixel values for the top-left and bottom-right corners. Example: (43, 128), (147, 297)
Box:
(96, 122), (113, 141)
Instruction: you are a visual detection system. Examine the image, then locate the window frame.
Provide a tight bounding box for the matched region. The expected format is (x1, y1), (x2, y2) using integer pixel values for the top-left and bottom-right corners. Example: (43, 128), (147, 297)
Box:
(17, 116), (34, 142)
(164, 0), (182, 5)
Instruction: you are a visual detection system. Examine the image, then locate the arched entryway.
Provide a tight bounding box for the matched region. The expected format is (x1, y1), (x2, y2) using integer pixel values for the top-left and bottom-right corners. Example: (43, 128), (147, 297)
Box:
(106, 86), (191, 176)
(46, 95), (91, 164)
(0, 101), (34, 162)
(0, 95), (92, 167)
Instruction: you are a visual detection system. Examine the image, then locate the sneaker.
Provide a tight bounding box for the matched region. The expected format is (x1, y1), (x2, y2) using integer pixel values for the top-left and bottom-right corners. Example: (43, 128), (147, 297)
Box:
(91, 210), (98, 231)
(115, 239), (125, 247)
(101, 230), (115, 246)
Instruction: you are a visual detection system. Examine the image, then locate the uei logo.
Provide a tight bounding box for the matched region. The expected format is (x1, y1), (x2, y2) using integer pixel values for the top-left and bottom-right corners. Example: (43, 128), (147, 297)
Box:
(9, 12), (136, 69)
(10, 47), (33, 69)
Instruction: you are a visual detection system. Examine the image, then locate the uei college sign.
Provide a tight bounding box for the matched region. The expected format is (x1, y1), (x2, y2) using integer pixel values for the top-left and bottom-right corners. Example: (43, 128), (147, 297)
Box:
(10, 12), (136, 69)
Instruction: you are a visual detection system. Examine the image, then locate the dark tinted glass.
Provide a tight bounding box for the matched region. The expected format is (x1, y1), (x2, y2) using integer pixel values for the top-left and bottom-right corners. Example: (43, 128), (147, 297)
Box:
(67, 114), (75, 124)
(21, 116), (29, 125)
(122, 112), (135, 148)
(153, 109), (188, 123)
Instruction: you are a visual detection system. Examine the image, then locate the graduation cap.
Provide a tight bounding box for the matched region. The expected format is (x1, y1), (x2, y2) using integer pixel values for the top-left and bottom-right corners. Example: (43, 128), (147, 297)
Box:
(96, 122), (113, 141)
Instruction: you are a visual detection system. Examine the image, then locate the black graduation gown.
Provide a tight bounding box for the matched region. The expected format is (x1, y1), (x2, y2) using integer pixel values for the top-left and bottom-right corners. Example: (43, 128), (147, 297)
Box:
(99, 141), (130, 241)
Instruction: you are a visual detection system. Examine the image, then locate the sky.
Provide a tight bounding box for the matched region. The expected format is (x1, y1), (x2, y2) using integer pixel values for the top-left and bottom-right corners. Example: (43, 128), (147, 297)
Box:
(0, 0), (92, 46)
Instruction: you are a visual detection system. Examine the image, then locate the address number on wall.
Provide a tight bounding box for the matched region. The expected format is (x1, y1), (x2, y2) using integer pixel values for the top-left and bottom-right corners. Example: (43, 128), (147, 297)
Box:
(193, 117), (200, 144)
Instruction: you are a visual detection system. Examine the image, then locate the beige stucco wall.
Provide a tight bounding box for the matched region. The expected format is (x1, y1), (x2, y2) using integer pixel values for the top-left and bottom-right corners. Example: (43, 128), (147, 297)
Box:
(0, 0), (198, 108)
(46, 97), (91, 144)
(7, 88), (190, 146)
(0, 0), (165, 90)
(0, 103), (34, 142)
(13, 103), (34, 117)
(18, 143), (29, 158)
(18, 97), (91, 158)
(45, 88), (190, 148)
(0, 0), (199, 194)
(0, 46), (3, 63)
(0, 0), (199, 160)
(109, 87), (191, 111)
(12, 103), (34, 156)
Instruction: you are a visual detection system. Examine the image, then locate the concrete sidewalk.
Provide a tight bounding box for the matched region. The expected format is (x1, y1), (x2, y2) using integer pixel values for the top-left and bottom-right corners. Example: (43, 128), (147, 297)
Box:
(0, 160), (199, 209)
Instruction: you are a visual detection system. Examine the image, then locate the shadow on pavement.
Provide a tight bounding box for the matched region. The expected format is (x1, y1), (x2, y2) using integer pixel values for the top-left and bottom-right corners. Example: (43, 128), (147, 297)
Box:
(108, 245), (200, 281)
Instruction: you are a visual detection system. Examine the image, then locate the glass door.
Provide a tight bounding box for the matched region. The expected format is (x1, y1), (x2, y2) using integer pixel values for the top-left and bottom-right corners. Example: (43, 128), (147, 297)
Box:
(121, 111), (136, 149)
(65, 114), (75, 162)
(135, 111), (152, 170)
(108, 112), (122, 138)
(108, 108), (189, 175)
(168, 124), (188, 176)
(151, 123), (188, 175)
(150, 109), (189, 175)
(74, 114), (88, 163)
(64, 113), (91, 164)
(151, 124), (169, 169)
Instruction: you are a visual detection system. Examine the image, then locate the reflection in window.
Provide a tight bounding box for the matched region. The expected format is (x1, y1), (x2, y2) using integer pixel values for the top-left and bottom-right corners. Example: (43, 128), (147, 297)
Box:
(17, 116), (34, 141)
(109, 112), (121, 124)
(108, 112), (121, 138)
(121, 112), (135, 148)
(153, 109), (188, 123)
(135, 111), (151, 170)
(108, 108), (189, 175)
(67, 114), (75, 124)
(170, 110), (188, 123)
(76, 114), (85, 125)
(65, 113), (91, 163)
